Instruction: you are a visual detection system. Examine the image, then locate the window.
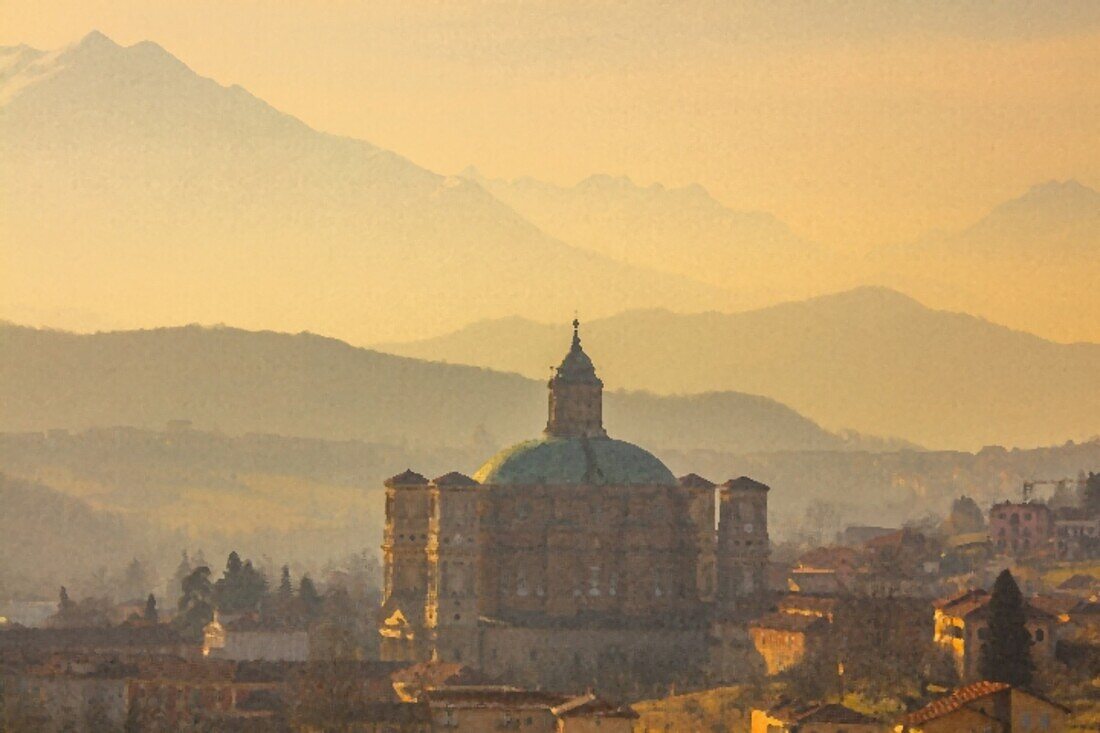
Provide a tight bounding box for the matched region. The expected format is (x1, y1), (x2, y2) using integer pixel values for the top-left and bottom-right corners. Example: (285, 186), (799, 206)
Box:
(588, 566), (601, 596)
(977, 627), (988, 640)
(1034, 628), (1045, 642)
(516, 569), (528, 597)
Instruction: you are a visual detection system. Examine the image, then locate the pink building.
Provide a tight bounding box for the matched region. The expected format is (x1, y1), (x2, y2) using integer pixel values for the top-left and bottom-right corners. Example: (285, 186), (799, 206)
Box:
(989, 502), (1053, 556)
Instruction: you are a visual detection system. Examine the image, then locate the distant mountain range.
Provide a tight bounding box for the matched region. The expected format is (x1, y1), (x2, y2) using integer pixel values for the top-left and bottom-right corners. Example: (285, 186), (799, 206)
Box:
(870, 179), (1100, 343)
(2, 31), (1097, 345)
(460, 167), (843, 309)
(463, 168), (1100, 343)
(380, 287), (1100, 451)
(0, 321), (869, 454)
(0, 473), (168, 600)
(0, 32), (719, 342)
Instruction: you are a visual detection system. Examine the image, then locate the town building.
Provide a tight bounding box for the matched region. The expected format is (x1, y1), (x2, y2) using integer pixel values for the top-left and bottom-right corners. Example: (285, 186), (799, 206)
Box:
(931, 590), (1057, 681)
(988, 502), (1053, 557)
(1057, 573), (1099, 598)
(1053, 507), (1100, 560)
(752, 701), (886, 732)
(424, 686), (636, 733)
(0, 625), (193, 663)
(896, 680), (1069, 732)
(203, 613), (310, 662)
(378, 322), (771, 693)
(748, 611), (830, 675)
(295, 700), (432, 733)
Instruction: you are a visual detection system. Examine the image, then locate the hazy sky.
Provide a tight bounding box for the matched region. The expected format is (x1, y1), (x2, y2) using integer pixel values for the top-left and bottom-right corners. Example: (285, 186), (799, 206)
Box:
(4, 1), (1100, 248)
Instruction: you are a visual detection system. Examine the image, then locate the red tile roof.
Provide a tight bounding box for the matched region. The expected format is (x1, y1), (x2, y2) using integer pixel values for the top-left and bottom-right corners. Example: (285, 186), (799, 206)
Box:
(425, 685), (570, 709)
(773, 703), (879, 725)
(933, 588), (989, 611)
(777, 594), (839, 616)
(551, 693), (638, 719)
(902, 682), (1070, 725)
(902, 681), (1010, 725)
(935, 589), (1057, 621)
(749, 611), (830, 633)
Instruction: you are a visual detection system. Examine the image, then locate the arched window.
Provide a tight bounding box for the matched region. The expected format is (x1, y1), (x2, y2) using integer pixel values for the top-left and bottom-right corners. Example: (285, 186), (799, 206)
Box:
(588, 566), (601, 596)
(516, 568), (528, 597)
(1034, 628), (1045, 642)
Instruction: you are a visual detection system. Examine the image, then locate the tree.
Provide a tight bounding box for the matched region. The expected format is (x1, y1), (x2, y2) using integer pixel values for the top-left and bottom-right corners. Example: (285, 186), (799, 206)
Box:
(979, 569), (1035, 687)
(143, 594), (158, 624)
(214, 552), (268, 613)
(175, 566), (214, 641)
(278, 565), (294, 600)
(58, 586), (74, 614)
(944, 496), (985, 534)
(298, 575), (323, 622)
(1084, 472), (1100, 515)
(168, 550), (191, 608)
(120, 558), (152, 601)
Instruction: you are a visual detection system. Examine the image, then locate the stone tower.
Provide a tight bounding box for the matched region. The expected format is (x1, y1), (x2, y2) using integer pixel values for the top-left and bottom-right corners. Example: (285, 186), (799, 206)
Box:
(545, 319), (607, 439)
(717, 476), (770, 610)
(425, 472), (482, 665)
(379, 469), (432, 661)
(679, 473), (719, 603)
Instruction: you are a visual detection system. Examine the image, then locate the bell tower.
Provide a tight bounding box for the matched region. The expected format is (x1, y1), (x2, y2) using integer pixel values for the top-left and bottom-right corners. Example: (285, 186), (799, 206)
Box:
(545, 319), (607, 439)
(717, 476), (770, 611)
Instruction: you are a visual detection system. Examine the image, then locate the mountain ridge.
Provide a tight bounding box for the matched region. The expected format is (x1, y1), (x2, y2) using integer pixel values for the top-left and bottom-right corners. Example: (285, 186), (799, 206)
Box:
(379, 287), (1100, 450)
(0, 31), (722, 343)
(0, 320), (872, 455)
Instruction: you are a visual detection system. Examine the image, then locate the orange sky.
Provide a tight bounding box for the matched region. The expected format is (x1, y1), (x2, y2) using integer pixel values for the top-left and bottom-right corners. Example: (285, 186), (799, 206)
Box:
(5, 1), (1099, 250)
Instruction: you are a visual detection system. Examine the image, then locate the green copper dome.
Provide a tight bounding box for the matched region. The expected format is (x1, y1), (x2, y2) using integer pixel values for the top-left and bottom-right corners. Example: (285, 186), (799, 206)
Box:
(473, 436), (677, 487)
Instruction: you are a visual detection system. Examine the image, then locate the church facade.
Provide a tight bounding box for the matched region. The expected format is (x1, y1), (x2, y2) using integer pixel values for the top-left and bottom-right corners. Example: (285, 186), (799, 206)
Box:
(379, 322), (770, 693)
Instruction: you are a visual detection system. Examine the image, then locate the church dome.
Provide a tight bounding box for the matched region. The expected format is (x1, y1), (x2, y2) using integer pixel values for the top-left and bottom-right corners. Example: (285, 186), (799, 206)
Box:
(473, 436), (677, 487)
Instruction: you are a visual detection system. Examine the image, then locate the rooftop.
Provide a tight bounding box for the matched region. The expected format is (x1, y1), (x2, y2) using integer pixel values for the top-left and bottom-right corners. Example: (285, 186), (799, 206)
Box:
(903, 681), (1011, 726)
(749, 611), (830, 633)
(770, 702), (880, 725)
(473, 435), (676, 487)
(720, 476), (770, 492)
(678, 473), (715, 489)
(903, 681), (1069, 726)
(384, 469), (429, 488)
(432, 471), (478, 487)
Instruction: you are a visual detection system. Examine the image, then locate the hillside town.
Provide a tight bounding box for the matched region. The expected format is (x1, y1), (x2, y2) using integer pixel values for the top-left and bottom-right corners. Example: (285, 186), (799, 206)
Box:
(2, 328), (1098, 732)
(4, 5), (1100, 731)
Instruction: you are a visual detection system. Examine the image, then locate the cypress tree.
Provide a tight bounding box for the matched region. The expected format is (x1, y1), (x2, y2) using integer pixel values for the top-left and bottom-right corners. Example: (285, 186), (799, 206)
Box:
(143, 593), (158, 623)
(278, 565), (293, 599)
(978, 569), (1034, 686)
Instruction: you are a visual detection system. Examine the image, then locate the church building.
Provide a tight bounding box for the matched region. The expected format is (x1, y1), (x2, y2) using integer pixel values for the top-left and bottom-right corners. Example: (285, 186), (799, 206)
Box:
(379, 321), (770, 693)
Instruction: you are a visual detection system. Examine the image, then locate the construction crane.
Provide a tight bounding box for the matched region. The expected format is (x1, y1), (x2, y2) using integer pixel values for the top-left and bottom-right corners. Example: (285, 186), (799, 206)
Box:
(1021, 478), (1077, 503)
